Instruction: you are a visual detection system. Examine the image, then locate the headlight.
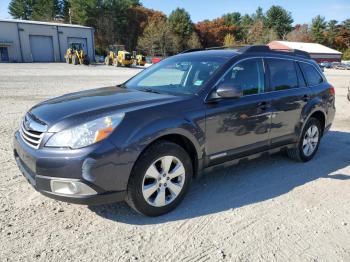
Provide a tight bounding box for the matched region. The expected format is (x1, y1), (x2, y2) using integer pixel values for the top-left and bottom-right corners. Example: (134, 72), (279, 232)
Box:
(45, 113), (125, 149)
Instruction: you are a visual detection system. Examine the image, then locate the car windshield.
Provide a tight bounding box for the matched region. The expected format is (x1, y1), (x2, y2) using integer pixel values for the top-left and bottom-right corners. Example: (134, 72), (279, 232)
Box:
(125, 55), (229, 95)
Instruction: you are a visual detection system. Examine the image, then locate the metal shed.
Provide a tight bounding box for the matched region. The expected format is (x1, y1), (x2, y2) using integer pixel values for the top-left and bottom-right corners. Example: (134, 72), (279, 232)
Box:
(268, 41), (342, 63)
(0, 19), (95, 63)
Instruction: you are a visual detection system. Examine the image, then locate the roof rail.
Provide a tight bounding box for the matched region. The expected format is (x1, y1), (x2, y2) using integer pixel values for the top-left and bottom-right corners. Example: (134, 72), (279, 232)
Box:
(180, 45), (243, 54)
(180, 45), (311, 59)
(239, 45), (271, 53)
(239, 45), (311, 59)
(180, 48), (203, 54)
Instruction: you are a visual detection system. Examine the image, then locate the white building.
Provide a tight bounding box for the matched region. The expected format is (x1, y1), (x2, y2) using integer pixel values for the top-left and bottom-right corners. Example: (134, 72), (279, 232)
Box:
(268, 41), (342, 63)
(0, 19), (95, 63)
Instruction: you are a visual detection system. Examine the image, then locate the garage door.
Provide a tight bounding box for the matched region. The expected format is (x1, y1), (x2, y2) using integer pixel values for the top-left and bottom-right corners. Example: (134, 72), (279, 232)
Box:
(29, 35), (54, 62)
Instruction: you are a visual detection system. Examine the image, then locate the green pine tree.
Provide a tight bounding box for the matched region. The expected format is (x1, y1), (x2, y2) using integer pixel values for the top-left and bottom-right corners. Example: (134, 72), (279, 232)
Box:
(265, 5), (293, 39)
(8, 0), (34, 20)
(311, 15), (327, 44)
(31, 0), (60, 21)
(168, 8), (193, 52)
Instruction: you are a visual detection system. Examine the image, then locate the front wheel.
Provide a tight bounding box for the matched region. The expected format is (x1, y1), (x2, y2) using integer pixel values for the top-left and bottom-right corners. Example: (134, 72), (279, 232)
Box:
(105, 56), (112, 66)
(287, 118), (322, 162)
(72, 54), (78, 65)
(126, 141), (193, 216)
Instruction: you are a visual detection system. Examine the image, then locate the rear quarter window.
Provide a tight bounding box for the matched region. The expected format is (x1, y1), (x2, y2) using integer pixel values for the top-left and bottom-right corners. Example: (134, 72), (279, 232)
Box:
(299, 62), (324, 86)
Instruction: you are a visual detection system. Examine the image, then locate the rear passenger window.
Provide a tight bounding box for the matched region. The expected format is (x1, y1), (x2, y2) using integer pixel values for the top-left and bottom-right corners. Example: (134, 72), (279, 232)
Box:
(299, 63), (323, 86)
(224, 58), (265, 95)
(267, 59), (298, 91)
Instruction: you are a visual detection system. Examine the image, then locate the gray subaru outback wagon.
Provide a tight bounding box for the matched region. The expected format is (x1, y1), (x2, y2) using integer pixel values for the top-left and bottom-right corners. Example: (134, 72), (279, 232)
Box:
(14, 46), (335, 216)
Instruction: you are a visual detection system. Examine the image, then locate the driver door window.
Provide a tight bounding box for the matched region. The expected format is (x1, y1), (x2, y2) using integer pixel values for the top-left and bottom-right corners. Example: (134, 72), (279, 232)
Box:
(224, 58), (265, 95)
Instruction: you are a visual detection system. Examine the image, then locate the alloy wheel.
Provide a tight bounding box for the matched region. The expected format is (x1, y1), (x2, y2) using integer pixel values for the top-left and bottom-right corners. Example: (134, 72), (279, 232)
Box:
(142, 156), (186, 207)
(302, 124), (319, 156)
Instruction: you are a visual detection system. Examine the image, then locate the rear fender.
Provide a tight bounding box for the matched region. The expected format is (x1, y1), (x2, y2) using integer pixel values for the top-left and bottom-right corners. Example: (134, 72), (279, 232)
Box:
(298, 97), (326, 138)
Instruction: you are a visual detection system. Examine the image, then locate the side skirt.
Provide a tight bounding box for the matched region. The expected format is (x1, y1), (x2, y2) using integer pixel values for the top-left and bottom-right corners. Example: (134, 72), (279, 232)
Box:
(198, 143), (296, 177)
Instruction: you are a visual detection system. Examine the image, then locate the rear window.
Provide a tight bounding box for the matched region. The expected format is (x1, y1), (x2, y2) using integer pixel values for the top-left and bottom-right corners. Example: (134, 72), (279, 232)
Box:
(299, 62), (323, 86)
(267, 59), (298, 91)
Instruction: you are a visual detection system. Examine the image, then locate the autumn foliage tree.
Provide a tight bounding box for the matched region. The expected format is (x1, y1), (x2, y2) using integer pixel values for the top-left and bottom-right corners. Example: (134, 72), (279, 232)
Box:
(287, 24), (313, 42)
(195, 18), (240, 47)
(223, 33), (236, 46)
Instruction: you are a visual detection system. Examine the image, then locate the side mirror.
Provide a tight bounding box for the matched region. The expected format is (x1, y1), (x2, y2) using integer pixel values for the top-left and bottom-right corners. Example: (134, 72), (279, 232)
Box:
(215, 81), (242, 99)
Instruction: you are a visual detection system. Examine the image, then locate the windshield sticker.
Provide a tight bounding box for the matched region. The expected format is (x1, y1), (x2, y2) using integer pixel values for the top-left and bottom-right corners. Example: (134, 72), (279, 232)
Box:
(194, 80), (203, 86)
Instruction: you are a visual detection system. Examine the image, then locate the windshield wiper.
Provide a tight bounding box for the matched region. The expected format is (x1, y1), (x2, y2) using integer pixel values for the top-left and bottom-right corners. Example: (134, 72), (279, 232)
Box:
(139, 88), (161, 94)
(116, 83), (126, 88)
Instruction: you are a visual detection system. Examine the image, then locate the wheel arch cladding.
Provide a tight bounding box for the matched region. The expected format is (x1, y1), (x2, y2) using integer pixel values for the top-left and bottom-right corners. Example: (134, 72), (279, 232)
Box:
(300, 97), (326, 135)
(309, 111), (326, 135)
(131, 133), (199, 179)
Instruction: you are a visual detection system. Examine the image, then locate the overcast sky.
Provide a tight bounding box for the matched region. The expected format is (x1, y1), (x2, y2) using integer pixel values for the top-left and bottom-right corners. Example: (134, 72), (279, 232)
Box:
(0, 0), (349, 24)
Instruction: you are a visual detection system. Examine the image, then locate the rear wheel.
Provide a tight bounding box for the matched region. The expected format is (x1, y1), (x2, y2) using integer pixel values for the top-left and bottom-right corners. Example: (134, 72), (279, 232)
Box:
(126, 141), (193, 216)
(287, 118), (322, 162)
(83, 56), (90, 65)
(113, 58), (120, 67)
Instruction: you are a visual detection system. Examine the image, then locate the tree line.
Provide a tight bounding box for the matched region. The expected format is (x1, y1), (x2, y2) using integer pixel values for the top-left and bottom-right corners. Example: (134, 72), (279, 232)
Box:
(8, 0), (350, 59)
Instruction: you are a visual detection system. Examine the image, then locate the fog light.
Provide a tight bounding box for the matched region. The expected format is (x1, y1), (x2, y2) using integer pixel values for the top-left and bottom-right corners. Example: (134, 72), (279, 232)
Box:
(50, 180), (97, 196)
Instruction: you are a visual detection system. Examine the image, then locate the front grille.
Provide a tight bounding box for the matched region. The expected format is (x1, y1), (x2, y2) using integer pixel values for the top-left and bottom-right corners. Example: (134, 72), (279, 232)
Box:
(19, 114), (47, 149)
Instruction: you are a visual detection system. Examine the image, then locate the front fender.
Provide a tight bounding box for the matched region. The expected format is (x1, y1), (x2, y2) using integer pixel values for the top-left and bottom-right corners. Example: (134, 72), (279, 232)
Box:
(125, 117), (204, 160)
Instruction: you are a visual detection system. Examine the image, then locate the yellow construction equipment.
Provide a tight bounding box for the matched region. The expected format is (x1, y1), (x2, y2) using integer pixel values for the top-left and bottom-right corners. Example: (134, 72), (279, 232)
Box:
(134, 54), (146, 66)
(64, 43), (90, 65)
(131, 51), (146, 66)
(105, 45), (133, 67)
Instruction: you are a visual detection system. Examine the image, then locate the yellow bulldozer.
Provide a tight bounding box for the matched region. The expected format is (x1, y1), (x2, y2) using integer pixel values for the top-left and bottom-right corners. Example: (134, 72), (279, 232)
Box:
(133, 51), (146, 66)
(105, 45), (133, 67)
(64, 43), (90, 65)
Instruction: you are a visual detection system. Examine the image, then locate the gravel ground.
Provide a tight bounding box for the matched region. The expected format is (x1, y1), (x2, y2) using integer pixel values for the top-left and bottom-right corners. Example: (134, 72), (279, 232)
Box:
(0, 63), (349, 262)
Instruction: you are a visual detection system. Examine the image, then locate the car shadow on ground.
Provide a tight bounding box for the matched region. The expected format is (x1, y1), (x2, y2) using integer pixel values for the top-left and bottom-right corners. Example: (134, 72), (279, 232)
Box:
(89, 130), (350, 224)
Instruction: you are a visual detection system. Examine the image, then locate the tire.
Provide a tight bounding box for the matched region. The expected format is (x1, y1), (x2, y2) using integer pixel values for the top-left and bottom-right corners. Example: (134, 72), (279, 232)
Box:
(126, 141), (193, 216)
(286, 117), (322, 162)
(347, 92), (350, 102)
(72, 54), (78, 65)
(83, 56), (90, 65)
(105, 56), (111, 66)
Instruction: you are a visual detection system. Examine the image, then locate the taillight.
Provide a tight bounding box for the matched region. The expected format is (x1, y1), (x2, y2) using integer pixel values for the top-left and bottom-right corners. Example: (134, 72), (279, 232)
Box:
(329, 86), (335, 95)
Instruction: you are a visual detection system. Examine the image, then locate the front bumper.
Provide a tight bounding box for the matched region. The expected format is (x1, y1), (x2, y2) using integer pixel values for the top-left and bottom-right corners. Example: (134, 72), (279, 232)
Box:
(13, 131), (129, 205)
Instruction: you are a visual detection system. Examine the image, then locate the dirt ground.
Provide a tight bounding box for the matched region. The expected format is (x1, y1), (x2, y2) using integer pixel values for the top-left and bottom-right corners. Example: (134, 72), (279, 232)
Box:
(0, 64), (349, 262)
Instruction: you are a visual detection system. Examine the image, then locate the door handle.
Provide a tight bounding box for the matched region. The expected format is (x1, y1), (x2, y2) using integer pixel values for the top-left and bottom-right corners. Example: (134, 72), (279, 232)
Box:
(303, 94), (311, 101)
(257, 101), (268, 110)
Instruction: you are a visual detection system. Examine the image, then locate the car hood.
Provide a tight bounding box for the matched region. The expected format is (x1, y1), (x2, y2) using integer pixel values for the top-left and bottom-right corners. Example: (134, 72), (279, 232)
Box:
(29, 86), (182, 131)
